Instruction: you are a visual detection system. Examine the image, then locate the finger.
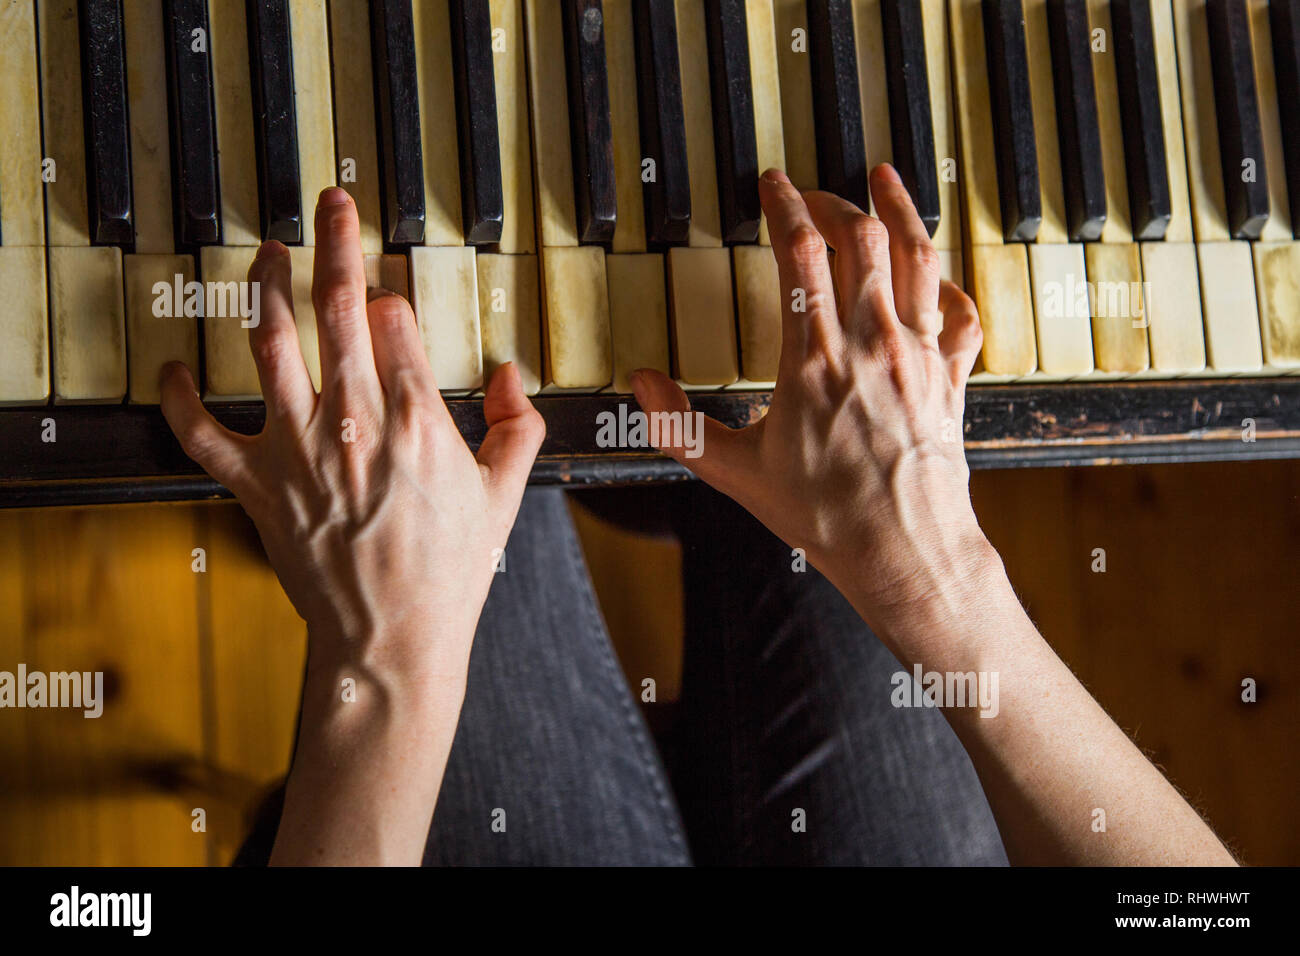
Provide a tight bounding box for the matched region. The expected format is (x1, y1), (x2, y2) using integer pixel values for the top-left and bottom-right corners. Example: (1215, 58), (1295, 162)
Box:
(869, 164), (943, 336)
(247, 241), (315, 426)
(160, 361), (252, 491)
(366, 289), (433, 392)
(476, 363), (546, 521)
(757, 169), (841, 362)
(802, 190), (895, 333)
(310, 188), (379, 390)
(629, 368), (757, 498)
(938, 280), (984, 386)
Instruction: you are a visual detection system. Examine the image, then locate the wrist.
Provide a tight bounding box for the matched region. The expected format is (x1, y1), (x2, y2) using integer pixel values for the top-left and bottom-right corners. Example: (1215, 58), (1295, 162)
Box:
(305, 615), (476, 699)
(837, 521), (1017, 662)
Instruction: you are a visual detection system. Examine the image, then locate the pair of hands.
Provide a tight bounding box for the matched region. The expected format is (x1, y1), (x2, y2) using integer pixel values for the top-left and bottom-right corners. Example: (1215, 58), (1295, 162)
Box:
(164, 184), (1247, 869)
(161, 168), (988, 672)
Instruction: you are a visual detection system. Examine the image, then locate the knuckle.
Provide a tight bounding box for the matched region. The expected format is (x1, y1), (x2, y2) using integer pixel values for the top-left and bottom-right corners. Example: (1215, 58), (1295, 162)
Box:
(906, 238), (941, 276)
(390, 367), (439, 420)
(250, 328), (300, 372)
(314, 279), (363, 318)
(851, 216), (890, 255)
(246, 244), (288, 284)
(867, 323), (910, 369)
(785, 224), (828, 268)
(954, 302), (984, 345)
(320, 205), (358, 243)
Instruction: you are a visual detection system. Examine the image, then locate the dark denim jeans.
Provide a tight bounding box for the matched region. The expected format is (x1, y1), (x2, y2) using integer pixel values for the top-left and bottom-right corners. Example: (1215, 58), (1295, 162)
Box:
(240, 485), (1006, 866)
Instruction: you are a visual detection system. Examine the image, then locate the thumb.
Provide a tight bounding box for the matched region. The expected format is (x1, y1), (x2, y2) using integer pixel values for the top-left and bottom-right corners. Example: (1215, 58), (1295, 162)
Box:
(629, 368), (754, 495)
(159, 362), (252, 493)
(476, 362), (546, 519)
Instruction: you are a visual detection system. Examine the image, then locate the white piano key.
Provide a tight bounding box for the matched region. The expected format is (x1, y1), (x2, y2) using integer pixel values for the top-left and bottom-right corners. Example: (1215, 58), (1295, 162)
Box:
(1, 0), (45, 247)
(209, 0), (261, 247)
(605, 0), (648, 254)
(772, 0), (819, 190)
(524, 0), (577, 247)
(37, 0), (90, 247)
(289, 0), (337, 246)
(1027, 242), (1093, 378)
(1171, 0), (1263, 372)
(667, 246), (738, 386)
(1084, 241), (1149, 375)
(606, 253), (671, 394)
(490, 0), (537, 254)
(1138, 241), (1206, 375)
(125, 254), (201, 404)
(50, 246), (127, 403)
(1196, 241), (1263, 373)
(539, 245), (612, 390)
(477, 252), (542, 395)
(410, 245), (483, 392)
(0, 247), (49, 404)
(328, 0), (385, 252)
(747, 0), (787, 245)
(123, 0), (174, 254)
(677, 0), (724, 247)
(854, 0), (892, 206)
(923, 0), (962, 255)
(733, 243), (782, 386)
(1252, 241), (1300, 368)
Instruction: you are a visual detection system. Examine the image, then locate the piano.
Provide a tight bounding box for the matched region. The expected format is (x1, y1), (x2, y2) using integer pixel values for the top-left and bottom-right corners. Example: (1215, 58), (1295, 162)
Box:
(1, 0), (1298, 507)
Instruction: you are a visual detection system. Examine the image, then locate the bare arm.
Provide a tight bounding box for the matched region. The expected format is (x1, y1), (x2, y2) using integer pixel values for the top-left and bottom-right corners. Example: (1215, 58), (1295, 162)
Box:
(160, 189), (544, 864)
(632, 165), (1235, 866)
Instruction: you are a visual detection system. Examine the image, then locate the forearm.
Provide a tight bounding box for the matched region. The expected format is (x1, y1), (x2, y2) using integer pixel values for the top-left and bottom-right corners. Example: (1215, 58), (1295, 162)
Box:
(842, 543), (1237, 867)
(269, 627), (470, 866)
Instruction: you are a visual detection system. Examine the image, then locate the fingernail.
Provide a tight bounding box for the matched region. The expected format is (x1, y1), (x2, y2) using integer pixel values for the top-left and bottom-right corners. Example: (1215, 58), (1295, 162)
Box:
(366, 287), (397, 302)
(761, 168), (791, 185)
(254, 240), (287, 260)
(319, 186), (351, 206)
(629, 370), (645, 392)
(875, 163), (902, 185)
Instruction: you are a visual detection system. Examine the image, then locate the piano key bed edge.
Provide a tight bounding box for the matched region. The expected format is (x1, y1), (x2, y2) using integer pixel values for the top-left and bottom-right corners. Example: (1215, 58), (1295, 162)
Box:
(1, 379), (1299, 506)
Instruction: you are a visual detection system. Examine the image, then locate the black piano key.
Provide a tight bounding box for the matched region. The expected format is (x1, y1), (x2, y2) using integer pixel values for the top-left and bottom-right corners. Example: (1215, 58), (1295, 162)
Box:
(881, 0), (940, 237)
(164, 0), (221, 245)
(806, 0), (869, 211)
(1045, 0), (1105, 241)
(982, 0), (1040, 242)
(372, 0), (427, 244)
(447, 0), (501, 244)
(561, 0), (617, 244)
(1272, 0), (1300, 238)
(1207, 0), (1269, 240)
(78, 0), (134, 246)
(631, 0), (691, 245)
(247, 0), (301, 244)
(1111, 0), (1172, 240)
(704, 0), (760, 243)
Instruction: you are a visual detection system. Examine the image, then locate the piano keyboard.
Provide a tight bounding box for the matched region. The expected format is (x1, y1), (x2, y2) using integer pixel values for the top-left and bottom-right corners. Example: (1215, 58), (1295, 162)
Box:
(2, 0), (1300, 502)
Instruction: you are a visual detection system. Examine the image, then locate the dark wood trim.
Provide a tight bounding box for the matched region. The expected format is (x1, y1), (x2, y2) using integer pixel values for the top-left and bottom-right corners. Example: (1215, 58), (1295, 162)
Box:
(0, 378), (1297, 506)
